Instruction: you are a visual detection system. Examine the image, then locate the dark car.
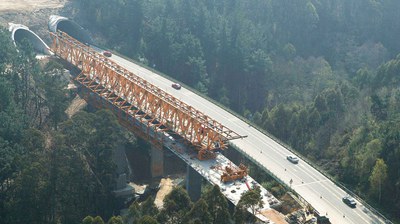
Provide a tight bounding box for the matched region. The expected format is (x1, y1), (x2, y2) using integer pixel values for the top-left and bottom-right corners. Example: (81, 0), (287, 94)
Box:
(287, 155), (299, 164)
(172, 83), (181, 90)
(342, 196), (357, 208)
(103, 51), (112, 57)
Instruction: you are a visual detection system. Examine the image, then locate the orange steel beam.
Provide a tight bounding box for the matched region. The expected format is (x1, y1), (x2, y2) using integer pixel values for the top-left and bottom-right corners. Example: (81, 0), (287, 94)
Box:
(50, 31), (244, 157)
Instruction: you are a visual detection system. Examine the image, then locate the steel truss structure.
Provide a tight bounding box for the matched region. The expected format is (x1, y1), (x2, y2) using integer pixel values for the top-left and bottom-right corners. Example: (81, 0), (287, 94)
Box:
(50, 31), (244, 159)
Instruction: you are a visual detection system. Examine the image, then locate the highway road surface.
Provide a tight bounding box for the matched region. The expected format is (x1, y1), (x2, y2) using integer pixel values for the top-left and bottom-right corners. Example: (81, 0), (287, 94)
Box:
(100, 50), (386, 224)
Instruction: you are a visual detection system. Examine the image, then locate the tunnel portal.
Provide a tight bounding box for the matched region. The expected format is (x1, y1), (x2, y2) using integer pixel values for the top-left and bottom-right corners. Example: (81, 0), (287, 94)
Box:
(9, 23), (51, 55)
(48, 15), (92, 45)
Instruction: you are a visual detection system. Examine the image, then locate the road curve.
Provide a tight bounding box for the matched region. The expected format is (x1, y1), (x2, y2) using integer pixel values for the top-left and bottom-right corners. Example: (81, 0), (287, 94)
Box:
(98, 50), (385, 224)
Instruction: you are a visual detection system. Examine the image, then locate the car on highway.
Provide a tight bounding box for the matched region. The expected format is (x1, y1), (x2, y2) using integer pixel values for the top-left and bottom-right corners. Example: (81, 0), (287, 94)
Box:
(287, 155), (299, 164)
(172, 83), (181, 90)
(103, 51), (112, 57)
(342, 196), (357, 208)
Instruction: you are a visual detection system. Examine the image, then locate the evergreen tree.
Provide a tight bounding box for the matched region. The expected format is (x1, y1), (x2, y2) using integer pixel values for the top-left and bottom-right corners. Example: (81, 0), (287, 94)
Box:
(202, 185), (231, 224)
(369, 159), (388, 203)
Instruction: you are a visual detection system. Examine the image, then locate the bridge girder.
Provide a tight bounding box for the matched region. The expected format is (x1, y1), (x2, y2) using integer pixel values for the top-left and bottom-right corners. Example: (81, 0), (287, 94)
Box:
(50, 31), (244, 159)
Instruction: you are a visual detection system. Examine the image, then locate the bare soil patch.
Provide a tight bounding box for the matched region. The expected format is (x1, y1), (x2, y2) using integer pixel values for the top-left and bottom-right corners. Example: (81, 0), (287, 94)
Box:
(154, 178), (175, 209)
(65, 94), (87, 118)
(0, 0), (66, 12)
(261, 209), (288, 224)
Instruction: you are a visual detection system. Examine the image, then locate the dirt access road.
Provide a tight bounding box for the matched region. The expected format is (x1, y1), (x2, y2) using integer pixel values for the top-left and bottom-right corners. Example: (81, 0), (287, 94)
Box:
(0, 0), (66, 12)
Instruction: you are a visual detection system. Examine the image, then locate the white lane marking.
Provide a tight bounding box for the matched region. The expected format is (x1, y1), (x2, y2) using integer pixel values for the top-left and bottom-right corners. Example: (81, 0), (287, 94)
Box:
(299, 176), (378, 224)
(302, 181), (372, 224)
(294, 179), (329, 187)
(317, 179), (383, 223)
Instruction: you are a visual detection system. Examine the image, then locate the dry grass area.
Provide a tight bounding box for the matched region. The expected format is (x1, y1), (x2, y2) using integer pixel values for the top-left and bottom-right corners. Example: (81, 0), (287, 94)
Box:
(279, 193), (304, 214)
(0, 0), (66, 12)
(65, 95), (87, 118)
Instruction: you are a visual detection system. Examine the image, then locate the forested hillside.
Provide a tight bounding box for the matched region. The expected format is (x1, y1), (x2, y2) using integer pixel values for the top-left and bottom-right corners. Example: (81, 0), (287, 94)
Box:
(0, 28), (124, 223)
(74, 0), (400, 220)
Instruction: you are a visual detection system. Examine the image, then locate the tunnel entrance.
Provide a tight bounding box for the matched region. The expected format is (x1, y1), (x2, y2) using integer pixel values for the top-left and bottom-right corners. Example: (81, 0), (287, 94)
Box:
(56, 20), (92, 45)
(10, 24), (51, 55)
(14, 29), (45, 52)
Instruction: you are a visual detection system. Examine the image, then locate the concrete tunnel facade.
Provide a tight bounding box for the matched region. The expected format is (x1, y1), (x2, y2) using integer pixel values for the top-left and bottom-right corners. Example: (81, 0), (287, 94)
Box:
(9, 23), (52, 55)
(48, 15), (93, 45)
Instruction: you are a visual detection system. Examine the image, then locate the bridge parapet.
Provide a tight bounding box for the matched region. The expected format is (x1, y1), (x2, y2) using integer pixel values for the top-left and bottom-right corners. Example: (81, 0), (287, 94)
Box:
(50, 31), (245, 160)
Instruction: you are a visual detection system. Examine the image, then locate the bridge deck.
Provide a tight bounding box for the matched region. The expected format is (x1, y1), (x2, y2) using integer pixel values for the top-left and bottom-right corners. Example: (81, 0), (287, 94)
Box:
(78, 79), (279, 224)
(163, 134), (280, 223)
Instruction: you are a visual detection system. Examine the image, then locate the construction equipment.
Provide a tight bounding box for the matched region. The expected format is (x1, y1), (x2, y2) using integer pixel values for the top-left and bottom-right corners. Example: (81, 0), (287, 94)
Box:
(198, 148), (217, 160)
(220, 163), (248, 183)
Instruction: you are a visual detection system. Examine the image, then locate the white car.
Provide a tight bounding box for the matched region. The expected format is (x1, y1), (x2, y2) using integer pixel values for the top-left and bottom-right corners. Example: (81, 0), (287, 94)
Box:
(287, 155), (299, 164)
(171, 83), (181, 90)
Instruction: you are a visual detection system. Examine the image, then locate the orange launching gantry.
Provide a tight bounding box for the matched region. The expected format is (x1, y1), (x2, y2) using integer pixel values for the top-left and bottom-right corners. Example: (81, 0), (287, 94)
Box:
(220, 163), (248, 183)
(49, 31), (245, 160)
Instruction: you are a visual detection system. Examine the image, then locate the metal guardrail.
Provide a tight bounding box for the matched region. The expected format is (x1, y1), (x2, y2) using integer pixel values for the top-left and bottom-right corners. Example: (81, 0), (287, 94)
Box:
(101, 47), (392, 224)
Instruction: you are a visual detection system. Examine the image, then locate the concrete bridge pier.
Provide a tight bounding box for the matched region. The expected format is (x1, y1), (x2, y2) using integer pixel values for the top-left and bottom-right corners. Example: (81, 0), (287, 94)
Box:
(150, 145), (164, 178)
(186, 165), (202, 201)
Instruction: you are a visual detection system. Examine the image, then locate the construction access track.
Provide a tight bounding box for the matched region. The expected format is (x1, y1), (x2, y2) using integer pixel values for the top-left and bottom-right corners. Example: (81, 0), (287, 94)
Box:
(50, 31), (245, 160)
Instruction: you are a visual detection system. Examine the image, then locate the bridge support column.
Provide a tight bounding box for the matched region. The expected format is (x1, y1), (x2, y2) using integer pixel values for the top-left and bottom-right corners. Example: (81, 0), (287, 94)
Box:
(150, 145), (164, 178)
(186, 165), (202, 201)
